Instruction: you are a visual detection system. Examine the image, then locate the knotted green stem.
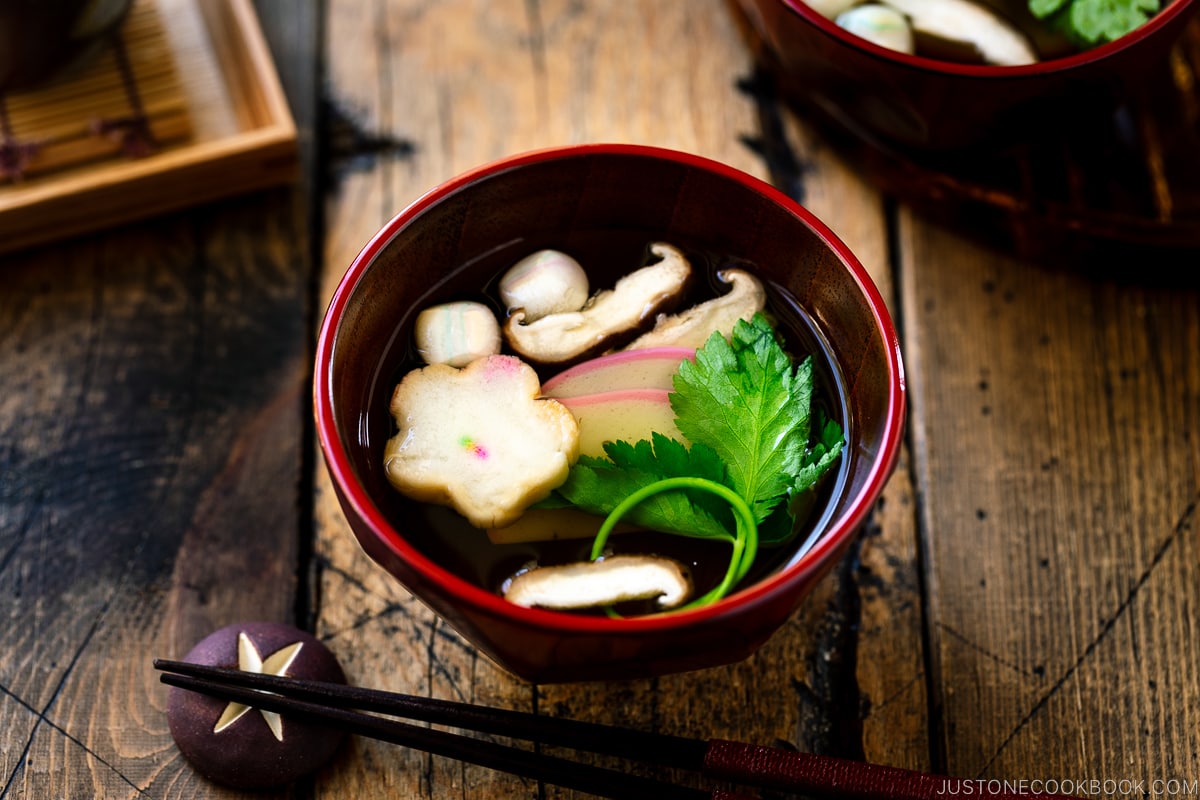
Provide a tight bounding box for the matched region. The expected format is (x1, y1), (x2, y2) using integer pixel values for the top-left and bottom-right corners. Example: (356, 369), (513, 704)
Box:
(589, 476), (758, 612)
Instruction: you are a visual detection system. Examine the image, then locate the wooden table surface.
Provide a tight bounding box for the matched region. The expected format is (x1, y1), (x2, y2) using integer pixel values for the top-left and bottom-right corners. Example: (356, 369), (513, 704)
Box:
(2, 1), (1198, 798)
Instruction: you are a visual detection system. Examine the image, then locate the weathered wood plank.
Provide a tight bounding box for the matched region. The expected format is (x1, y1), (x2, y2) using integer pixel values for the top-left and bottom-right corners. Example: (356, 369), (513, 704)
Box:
(898, 215), (1200, 780)
(0, 191), (310, 799)
(315, 1), (924, 797)
(0, 0), (320, 795)
(770, 93), (929, 775)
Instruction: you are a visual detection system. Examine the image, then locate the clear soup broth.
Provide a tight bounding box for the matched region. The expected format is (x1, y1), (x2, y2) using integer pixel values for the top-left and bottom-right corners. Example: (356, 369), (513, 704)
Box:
(361, 230), (851, 611)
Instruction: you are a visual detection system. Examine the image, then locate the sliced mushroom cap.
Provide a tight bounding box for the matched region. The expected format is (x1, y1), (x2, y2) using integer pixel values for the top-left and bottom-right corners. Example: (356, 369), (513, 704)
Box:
(623, 268), (766, 351)
(503, 243), (692, 365)
(503, 554), (692, 610)
(882, 0), (1038, 66)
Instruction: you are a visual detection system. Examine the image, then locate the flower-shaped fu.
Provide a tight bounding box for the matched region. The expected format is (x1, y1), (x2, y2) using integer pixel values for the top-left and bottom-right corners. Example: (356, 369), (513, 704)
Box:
(383, 354), (580, 529)
(213, 632), (302, 741)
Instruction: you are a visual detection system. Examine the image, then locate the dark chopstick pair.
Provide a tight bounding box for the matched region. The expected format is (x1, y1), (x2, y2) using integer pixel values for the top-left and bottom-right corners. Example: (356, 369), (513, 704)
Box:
(154, 659), (1067, 799)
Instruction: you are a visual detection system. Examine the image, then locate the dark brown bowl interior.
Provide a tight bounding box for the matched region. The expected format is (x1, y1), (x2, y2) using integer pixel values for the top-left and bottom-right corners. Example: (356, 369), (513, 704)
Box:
(318, 145), (904, 681)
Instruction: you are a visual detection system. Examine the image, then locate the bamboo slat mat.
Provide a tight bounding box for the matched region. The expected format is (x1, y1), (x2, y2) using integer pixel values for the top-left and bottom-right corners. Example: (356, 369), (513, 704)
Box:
(1, 0), (191, 182)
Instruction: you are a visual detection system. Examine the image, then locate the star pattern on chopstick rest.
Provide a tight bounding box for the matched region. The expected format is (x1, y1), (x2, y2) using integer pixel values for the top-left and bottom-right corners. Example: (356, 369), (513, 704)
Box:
(213, 631), (303, 741)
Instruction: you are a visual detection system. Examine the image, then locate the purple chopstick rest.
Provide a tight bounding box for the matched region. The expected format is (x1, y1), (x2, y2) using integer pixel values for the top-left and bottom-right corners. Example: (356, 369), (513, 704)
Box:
(165, 621), (347, 788)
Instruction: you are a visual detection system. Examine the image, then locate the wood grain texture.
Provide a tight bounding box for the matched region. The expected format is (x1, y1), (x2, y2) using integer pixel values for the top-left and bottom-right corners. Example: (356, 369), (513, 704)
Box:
(771, 93), (929, 775)
(0, 0), (319, 795)
(18, 0), (1200, 796)
(0, 194), (310, 799)
(898, 215), (1200, 781)
(314, 1), (923, 798)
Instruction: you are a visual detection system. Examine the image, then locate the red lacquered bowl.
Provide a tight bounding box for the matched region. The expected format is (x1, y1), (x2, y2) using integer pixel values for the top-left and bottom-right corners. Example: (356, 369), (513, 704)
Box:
(733, 0), (1199, 151)
(314, 144), (906, 683)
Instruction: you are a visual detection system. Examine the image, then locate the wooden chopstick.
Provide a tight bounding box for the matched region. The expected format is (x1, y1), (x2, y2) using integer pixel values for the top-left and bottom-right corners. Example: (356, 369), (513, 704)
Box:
(155, 660), (744, 800)
(154, 659), (1071, 800)
(154, 658), (708, 770)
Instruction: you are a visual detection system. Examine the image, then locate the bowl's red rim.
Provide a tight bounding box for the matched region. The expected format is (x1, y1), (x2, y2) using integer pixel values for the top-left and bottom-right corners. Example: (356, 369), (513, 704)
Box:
(314, 142), (907, 636)
(775, 0), (1196, 77)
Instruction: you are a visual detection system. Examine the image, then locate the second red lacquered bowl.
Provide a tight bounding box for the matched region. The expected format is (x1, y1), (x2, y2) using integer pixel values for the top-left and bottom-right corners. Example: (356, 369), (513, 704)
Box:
(315, 144), (905, 683)
(733, 0), (1199, 151)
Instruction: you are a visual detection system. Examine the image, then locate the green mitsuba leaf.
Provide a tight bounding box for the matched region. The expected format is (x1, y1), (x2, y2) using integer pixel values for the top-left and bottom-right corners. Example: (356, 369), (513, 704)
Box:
(544, 310), (845, 608)
(552, 435), (732, 540)
(1029, 0), (1070, 18)
(671, 315), (819, 524)
(1068, 0), (1157, 44)
(1030, 0), (1159, 46)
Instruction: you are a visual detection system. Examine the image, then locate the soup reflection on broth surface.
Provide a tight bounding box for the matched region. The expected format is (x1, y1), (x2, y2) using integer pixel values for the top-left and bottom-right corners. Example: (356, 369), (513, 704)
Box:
(371, 233), (850, 616)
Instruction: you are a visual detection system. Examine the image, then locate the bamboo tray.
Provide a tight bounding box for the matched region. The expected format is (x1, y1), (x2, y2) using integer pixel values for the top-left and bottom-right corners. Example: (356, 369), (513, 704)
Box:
(0, 0), (297, 255)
